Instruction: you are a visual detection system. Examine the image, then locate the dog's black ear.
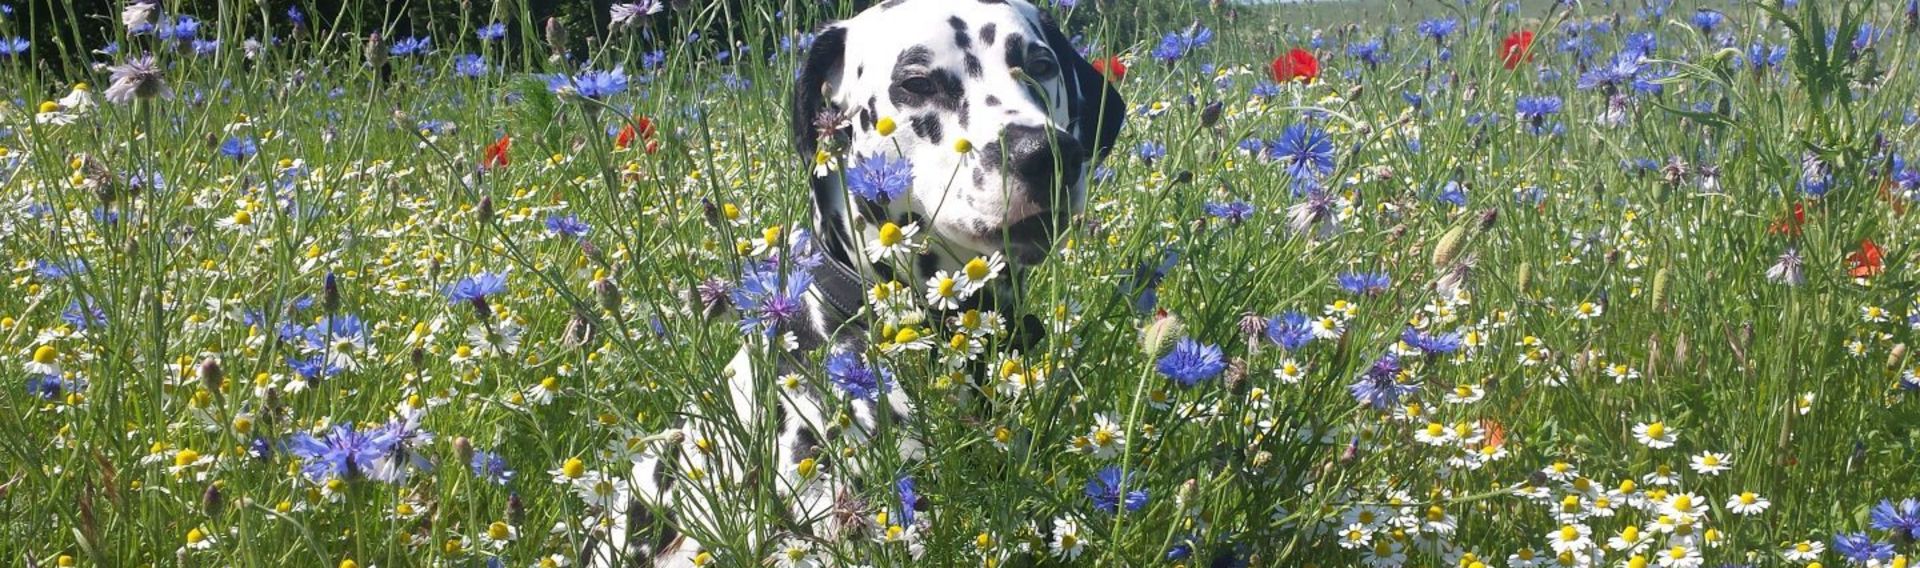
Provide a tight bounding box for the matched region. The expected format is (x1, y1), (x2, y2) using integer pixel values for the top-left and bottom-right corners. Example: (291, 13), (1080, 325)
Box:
(1038, 14), (1124, 161)
(792, 25), (848, 158)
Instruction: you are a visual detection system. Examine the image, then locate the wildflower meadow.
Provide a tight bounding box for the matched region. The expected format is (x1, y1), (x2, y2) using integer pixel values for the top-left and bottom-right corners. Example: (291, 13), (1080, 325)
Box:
(5, 0), (1920, 566)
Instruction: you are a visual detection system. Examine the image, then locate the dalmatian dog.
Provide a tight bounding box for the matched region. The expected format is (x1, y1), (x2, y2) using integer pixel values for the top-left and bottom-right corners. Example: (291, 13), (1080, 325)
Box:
(583, 0), (1122, 564)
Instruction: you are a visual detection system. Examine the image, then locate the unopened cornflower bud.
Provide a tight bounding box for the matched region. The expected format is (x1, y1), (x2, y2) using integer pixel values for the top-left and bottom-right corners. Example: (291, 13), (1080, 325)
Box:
(410, 346), (425, 369)
(594, 278), (622, 312)
(453, 437), (474, 465)
(580, 239), (606, 265)
(201, 483), (224, 516)
(199, 358), (224, 393)
(365, 32), (387, 69)
(507, 492), (526, 526)
(477, 196), (495, 224)
(323, 271), (341, 313)
(1140, 313), (1183, 356)
(1477, 207), (1498, 231)
(545, 17), (569, 59)
(562, 311), (595, 347)
(1200, 101), (1224, 128)
(1432, 225), (1466, 267)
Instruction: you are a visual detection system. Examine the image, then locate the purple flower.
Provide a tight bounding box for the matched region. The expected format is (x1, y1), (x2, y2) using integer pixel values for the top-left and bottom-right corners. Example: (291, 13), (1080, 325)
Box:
(846, 153), (914, 203)
(103, 55), (171, 103)
(896, 476), (920, 525)
(470, 450), (516, 485)
(1265, 312), (1314, 351)
(732, 266), (812, 338)
(1337, 272), (1391, 296)
(285, 424), (400, 482)
(824, 351), (893, 402)
(1203, 201), (1254, 223)
(1085, 466), (1148, 513)
(545, 214), (590, 237)
(1833, 532), (1894, 565)
(1401, 327), (1464, 355)
(1870, 499), (1920, 540)
(1157, 338), (1226, 387)
(1348, 354), (1418, 409)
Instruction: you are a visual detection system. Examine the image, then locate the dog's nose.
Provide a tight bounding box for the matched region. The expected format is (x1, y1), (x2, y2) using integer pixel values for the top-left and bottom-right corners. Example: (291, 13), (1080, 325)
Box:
(999, 124), (1085, 206)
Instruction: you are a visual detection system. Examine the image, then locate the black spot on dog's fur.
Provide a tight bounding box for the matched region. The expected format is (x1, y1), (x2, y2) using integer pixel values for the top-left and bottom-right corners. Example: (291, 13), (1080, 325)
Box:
(881, 0), (907, 7)
(948, 16), (972, 50)
(984, 95), (1000, 107)
(856, 65), (863, 78)
(910, 114), (944, 144)
(1003, 33), (1026, 71)
(980, 23), (998, 46)
(917, 253), (942, 280)
(965, 53), (983, 78)
(958, 101), (971, 128)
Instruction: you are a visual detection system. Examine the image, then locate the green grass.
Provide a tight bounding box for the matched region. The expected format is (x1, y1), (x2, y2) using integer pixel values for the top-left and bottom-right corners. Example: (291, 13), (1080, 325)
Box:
(3, 0), (1920, 566)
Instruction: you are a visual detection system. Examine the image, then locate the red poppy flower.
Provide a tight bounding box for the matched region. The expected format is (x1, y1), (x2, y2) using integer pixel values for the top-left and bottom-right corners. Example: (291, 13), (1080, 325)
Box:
(1768, 201), (1806, 236)
(1500, 30), (1536, 70)
(1270, 48), (1320, 83)
(482, 134), (511, 170)
(1089, 56), (1127, 84)
(615, 116), (659, 153)
(1848, 238), (1885, 278)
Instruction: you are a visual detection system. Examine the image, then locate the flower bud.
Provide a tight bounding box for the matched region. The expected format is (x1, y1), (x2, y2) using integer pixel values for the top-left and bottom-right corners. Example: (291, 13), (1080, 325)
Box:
(477, 196), (495, 225)
(1200, 101), (1223, 128)
(201, 483), (225, 517)
(594, 278), (623, 312)
(545, 17), (569, 59)
(1431, 225), (1466, 267)
(199, 357), (224, 393)
(453, 437), (475, 465)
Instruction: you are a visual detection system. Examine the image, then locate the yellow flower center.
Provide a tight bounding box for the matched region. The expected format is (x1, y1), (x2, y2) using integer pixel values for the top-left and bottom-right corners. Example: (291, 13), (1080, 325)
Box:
(936, 277), (957, 298)
(1739, 492), (1757, 505)
(186, 528), (206, 544)
(488, 521), (511, 541)
(1645, 422), (1665, 439)
(877, 223), (903, 246)
(32, 345), (58, 364)
(174, 449), (200, 468)
(965, 257), (990, 281)
(877, 116), (898, 136)
(561, 457), (585, 478)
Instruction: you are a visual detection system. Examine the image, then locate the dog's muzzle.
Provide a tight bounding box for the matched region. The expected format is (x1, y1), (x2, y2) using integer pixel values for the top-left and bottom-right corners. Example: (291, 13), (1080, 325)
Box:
(987, 124), (1085, 264)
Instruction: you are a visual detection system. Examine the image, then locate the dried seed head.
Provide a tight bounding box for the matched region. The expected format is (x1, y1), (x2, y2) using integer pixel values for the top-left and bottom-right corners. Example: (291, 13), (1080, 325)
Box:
(1650, 267), (1670, 312)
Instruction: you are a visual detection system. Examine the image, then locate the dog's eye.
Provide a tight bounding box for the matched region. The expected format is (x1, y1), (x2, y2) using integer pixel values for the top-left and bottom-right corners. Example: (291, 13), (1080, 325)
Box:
(900, 76), (939, 96)
(1025, 57), (1058, 79)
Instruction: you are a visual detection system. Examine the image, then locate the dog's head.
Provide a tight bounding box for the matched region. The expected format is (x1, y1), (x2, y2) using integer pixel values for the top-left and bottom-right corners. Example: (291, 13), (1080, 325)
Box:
(794, 0), (1123, 269)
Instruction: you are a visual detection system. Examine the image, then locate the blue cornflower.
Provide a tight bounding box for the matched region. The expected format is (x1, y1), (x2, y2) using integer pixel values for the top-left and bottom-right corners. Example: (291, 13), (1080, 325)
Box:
(163, 16), (201, 42)
(642, 50), (667, 71)
(732, 266), (812, 338)
(302, 314), (368, 353)
(248, 436), (273, 460)
(1801, 154), (1833, 198)
(469, 450), (516, 485)
(1348, 354), (1418, 409)
(190, 39), (220, 56)
(477, 23), (506, 41)
(285, 6), (305, 26)
(388, 36), (431, 56)
(846, 153), (914, 203)
(1515, 96), (1562, 121)
(1416, 18), (1458, 42)
(1085, 466), (1148, 513)
(1265, 312), (1314, 351)
(1577, 51), (1643, 91)
(446, 272), (508, 304)
(1337, 272), (1391, 296)
(547, 69), (630, 99)
(285, 424), (400, 482)
(1236, 137), (1266, 154)
(1833, 532), (1894, 565)
(26, 374), (80, 400)
(1853, 24), (1884, 54)
(1892, 155), (1920, 194)
(35, 259), (87, 280)
(1250, 81), (1281, 98)
(896, 477), (920, 525)
(824, 351), (893, 402)
(1692, 9), (1726, 34)
(62, 298), (107, 330)
(447, 272), (507, 319)
(219, 136), (258, 160)
(287, 354), (340, 379)
(1746, 41), (1786, 72)
(1204, 201), (1254, 223)
(1435, 180), (1467, 206)
(1151, 24), (1213, 63)
(0, 37), (27, 57)
(1401, 327), (1464, 355)
(1137, 141), (1167, 164)
(455, 54), (488, 78)
(1157, 338), (1226, 387)
(1347, 39), (1387, 68)
(1267, 123), (1337, 187)
(545, 214), (590, 237)
(1125, 247), (1180, 314)
(1869, 499), (1920, 539)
